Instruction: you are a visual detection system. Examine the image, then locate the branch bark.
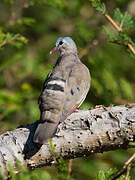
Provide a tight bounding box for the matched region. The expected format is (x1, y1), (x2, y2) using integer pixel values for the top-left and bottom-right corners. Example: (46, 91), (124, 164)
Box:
(0, 105), (135, 177)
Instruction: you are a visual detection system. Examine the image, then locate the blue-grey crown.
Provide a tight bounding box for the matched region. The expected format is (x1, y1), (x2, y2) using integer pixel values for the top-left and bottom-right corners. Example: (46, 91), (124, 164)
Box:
(55, 37), (76, 47)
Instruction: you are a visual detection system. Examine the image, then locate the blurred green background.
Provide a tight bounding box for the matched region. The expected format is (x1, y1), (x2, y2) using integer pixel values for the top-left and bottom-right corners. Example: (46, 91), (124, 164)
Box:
(0, 0), (135, 179)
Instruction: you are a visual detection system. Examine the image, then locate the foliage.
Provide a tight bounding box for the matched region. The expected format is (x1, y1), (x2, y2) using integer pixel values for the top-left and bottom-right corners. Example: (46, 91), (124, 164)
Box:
(113, 8), (134, 28)
(96, 168), (131, 180)
(89, 0), (106, 14)
(7, 163), (51, 180)
(91, 1), (135, 56)
(0, 0), (135, 179)
(0, 31), (27, 48)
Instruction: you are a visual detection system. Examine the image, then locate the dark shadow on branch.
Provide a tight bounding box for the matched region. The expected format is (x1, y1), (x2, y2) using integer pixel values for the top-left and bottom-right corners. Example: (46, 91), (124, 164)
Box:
(23, 121), (42, 159)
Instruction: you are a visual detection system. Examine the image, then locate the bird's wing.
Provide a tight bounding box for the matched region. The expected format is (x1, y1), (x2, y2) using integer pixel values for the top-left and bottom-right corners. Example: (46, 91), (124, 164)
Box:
(61, 63), (91, 121)
(33, 72), (66, 144)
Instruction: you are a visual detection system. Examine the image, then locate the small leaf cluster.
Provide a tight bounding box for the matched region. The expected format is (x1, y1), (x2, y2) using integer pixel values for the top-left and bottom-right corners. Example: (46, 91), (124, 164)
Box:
(90, 1), (135, 56)
(89, 0), (106, 14)
(106, 8), (135, 56)
(97, 169), (128, 180)
(0, 30), (27, 48)
(113, 8), (134, 29)
(0, 165), (129, 180)
(6, 161), (51, 180)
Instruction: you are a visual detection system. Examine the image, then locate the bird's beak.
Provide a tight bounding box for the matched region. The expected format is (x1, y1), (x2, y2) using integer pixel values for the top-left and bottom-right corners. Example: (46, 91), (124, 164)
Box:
(49, 47), (58, 55)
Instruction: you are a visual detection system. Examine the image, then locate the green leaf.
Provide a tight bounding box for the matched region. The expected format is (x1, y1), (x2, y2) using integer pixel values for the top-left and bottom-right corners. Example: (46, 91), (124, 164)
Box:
(0, 31), (27, 48)
(8, 164), (16, 180)
(113, 9), (134, 29)
(118, 31), (132, 45)
(122, 12), (134, 28)
(96, 3), (106, 14)
(89, 0), (106, 14)
(48, 139), (57, 156)
(103, 26), (117, 42)
(97, 170), (106, 180)
(97, 168), (119, 180)
(113, 8), (123, 25)
(6, 33), (12, 40)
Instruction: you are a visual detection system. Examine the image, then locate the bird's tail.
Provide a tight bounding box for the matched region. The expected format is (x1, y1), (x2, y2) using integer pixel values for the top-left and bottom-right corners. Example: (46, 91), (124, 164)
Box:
(33, 111), (61, 144)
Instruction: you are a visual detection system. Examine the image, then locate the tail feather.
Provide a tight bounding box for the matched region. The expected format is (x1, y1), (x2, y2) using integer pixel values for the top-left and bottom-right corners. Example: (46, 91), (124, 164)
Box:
(33, 111), (61, 144)
(33, 120), (59, 144)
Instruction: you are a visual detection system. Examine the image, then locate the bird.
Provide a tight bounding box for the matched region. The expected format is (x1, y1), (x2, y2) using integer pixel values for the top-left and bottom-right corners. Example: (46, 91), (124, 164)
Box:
(33, 37), (91, 144)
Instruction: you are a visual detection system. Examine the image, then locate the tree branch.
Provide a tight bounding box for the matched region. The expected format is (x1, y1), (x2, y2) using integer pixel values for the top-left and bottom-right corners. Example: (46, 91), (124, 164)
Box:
(0, 105), (135, 177)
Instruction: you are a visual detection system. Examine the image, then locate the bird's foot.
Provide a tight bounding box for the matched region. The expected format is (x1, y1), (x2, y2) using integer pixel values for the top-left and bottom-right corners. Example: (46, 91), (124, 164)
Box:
(74, 109), (80, 112)
(72, 104), (79, 112)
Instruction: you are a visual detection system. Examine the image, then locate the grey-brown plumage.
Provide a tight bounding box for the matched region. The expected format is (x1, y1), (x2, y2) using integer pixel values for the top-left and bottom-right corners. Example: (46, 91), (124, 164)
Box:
(33, 37), (91, 144)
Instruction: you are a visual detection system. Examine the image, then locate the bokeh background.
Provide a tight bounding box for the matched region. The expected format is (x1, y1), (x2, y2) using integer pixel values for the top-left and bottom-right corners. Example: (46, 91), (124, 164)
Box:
(0, 0), (135, 179)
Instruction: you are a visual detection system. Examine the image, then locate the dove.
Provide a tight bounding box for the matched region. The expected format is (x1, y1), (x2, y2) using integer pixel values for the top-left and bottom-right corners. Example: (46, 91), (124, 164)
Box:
(33, 37), (91, 144)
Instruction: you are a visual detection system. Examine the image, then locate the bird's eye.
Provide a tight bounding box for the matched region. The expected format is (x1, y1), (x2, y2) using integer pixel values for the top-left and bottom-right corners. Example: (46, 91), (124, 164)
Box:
(59, 41), (63, 45)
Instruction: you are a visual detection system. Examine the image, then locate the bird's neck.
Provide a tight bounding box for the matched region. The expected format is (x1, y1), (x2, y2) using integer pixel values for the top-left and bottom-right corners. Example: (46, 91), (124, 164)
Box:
(60, 49), (78, 56)
(53, 53), (80, 80)
(55, 53), (80, 69)
(61, 53), (80, 63)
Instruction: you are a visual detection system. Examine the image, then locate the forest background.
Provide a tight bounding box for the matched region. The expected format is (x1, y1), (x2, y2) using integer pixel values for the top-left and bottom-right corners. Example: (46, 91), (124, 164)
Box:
(0, 0), (135, 179)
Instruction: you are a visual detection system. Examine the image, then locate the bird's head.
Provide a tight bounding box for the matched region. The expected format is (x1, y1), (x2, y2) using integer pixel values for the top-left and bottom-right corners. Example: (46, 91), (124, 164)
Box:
(50, 37), (77, 55)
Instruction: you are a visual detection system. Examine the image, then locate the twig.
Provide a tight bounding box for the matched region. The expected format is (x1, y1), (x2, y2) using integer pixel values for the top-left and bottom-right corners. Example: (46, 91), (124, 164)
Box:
(112, 153), (135, 180)
(127, 43), (135, 55)
(104, 13), (135, 55)
(0, 39), (8, 48)
(68, 159), (72, 175)
(104, 14), (121, 31)
(120, 20), (124, 30)
(125, 164), (131, 180)
(123, 153), (135, 169)
(0, 37), (15, 48)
